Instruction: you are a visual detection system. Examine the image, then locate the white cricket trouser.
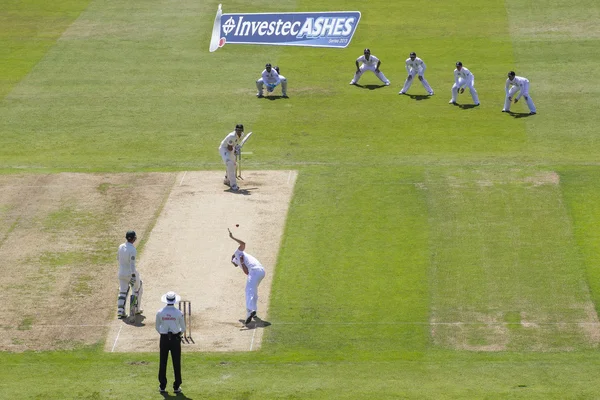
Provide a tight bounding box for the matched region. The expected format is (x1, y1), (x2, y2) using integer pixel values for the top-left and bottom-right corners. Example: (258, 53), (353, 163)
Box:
(219, 147), (237, 187)
(118, 274), (143, 315)
(503, 83), (536, 113)
(451, 77), (479, 104)
(401, 70), (433, 94)
(256, 76), (288, 96)
(352, 64), (390, 85)
(245, 268), (265, 318)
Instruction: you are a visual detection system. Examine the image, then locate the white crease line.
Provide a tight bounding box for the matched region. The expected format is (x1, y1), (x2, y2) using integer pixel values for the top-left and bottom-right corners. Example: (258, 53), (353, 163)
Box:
(287, 170), (292, 185)
(250, 328), (257, 351)
(179, 171), (187, 186)
(111, 325), (123, 353)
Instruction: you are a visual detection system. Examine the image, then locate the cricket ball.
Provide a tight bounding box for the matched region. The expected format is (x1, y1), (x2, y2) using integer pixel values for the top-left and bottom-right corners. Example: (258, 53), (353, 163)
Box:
(236, 224), (239, 227)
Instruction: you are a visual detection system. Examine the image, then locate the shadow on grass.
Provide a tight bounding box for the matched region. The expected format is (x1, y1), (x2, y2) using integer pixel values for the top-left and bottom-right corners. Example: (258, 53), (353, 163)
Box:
(160, 390), (194, 399)
(402, 93), (431, 101)
(454, 103), (480, 109)
(506, 111), (535, 119)
(264, 94), (289, 100)
(239, 316), (272, 331)
(354, 83), (386, 90)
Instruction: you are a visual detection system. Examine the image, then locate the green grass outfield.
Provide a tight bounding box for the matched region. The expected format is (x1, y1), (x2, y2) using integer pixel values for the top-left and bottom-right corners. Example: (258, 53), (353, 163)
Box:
(1, 0), (600, 398)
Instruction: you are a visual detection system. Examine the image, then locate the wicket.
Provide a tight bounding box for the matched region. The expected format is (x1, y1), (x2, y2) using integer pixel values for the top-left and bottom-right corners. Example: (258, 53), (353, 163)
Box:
(178, 300), (193, 343)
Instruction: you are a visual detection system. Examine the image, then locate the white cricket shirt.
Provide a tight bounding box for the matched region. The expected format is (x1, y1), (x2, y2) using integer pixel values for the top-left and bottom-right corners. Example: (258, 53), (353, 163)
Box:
(155, 305), (186, 334)
(405, 57), (426, 73)
(234, 250), (264, 271)
(117, 241), (137, 277)
(356, 54), (380, 67)
(261, 69), (281, 85)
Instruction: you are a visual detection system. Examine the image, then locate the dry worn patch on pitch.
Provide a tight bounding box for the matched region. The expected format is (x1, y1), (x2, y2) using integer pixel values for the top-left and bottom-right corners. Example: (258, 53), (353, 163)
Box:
(0, 173), (175, 351)
(106, 171), (296, 352)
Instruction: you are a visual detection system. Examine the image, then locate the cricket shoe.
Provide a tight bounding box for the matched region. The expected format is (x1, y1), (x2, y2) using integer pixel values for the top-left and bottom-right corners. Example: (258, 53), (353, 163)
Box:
(159, 387), (167, 394)
(231, 184), (239, 191)
(349, 80), (356, 85)
(117, 313), (127, 319)
(245, 311), (256, 325)
(385, 82), (390, 86)
(529, 112), (536, 115)
(428, 91), (434, 95)
(174, 387), (182, 394)
(502, 109), (508, 112)
(256, 93), (264, 98)
(223, 178), (230, 186)
(135, 309), (143, 315)
(398, 91), (406, 95)
(282, 94), (289, 98)
(449, 100), (457, 104)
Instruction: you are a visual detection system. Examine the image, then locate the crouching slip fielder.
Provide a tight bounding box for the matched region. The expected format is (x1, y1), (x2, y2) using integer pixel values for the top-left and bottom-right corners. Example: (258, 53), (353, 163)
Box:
(350, 48), (390, 86)
(228, 229), (265, 325)
(117, 230), (143, 319)
(218, 124), (243, 191)
(450, 61), (480, 105)
(256, 63), (287, 98)
(503, 71), (536, 114)
(399, 52), (434, 95)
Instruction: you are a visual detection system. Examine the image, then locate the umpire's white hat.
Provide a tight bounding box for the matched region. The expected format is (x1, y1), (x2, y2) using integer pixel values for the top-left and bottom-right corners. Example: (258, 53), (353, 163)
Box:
(161, 291), (181, 305)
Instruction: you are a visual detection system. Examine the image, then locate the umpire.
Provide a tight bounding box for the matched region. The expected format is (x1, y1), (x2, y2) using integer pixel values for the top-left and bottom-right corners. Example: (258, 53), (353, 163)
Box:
(155, 291), (186, 394)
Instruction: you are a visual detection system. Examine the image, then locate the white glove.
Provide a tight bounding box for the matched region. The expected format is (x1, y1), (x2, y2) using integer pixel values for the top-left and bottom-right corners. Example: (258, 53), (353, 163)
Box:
(234, 144), (241, 155)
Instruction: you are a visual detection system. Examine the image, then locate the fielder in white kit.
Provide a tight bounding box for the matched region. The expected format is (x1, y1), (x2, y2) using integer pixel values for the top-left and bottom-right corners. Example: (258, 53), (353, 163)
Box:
(256, 63), (288, 98)
(219, 124), (244, 191)
(117, 230), (143, 319)
(228, 229), (266, 325)
(503, 71), (536, 114)
(450, 61), (480, 106)
(350, 48), (390, 86)
(399, 52), (434, 95)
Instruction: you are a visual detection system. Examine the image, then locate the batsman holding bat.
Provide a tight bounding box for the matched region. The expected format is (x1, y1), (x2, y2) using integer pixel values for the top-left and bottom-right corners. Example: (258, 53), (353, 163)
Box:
(228, 228), (266, 325)
(219, 124), (244, 191)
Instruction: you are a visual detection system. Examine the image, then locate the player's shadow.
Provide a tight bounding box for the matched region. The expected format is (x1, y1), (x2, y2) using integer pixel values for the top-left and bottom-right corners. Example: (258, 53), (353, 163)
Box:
(264, 94), (288, 100)
(124, 314), (146, 327)
(239, 316), (272, 331)
(457, 104), (479, 109)
(404, 94), (431, 101)
(160, 391), (193, 399)
(226, 187), (256, 195)
(507, 111), (534, 119)
(355, 84), (386, 90)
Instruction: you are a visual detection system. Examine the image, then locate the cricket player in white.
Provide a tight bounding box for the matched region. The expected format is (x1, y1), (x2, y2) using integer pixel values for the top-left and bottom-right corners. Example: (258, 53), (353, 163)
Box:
(228, 229), (266, 325)
(450, 61), (480, 105)
(256, 63), (287, 98)
(399, 52), (434, 95)
(350, 48), (390, 86)
(218, 124), (243, 191)
(503, 71), (536, 114)
(117, 230), (143, 318)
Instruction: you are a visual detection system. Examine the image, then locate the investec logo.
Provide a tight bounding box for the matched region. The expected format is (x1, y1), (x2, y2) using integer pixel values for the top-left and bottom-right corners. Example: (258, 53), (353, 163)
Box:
(222, 16), (357, 39)
(209, 5), (361, 52)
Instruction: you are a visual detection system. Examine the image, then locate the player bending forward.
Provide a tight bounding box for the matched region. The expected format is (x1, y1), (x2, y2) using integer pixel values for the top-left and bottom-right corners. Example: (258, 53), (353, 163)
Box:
(399, 52), (434, 95)
(228, 228), (266, 325)
(503, 71), (536, 115)
(350, 48), (390, 86)
(256, 64), (288, 98)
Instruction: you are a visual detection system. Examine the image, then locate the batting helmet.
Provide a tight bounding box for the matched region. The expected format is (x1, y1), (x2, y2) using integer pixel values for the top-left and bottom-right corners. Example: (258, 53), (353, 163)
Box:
(456, 61), (463, 67)
(364, 48), (370, 54)
(235, 124), (244, 131)
(265, 63), (272, 68)
(410, 52), (416, 57)
(274, 66), (280, 74)
(125, 230), (137, 240)
(508, 71), (516, 78)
